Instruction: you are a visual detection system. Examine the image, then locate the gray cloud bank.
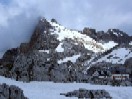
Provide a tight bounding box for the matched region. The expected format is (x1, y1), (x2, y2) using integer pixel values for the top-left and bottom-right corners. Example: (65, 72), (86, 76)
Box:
(0, 0), (132, 58)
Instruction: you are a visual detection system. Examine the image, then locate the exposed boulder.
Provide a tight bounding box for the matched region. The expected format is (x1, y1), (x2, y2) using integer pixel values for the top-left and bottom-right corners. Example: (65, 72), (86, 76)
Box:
(82, 27), (97, 40)
(60, 88), (112, 99)
(51, 18), (58, 23)
(0, 83), (27, 99)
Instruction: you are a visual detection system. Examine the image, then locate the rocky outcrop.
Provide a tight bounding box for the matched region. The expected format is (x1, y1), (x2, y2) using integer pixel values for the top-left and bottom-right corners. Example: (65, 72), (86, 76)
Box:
(2, 48), (18, 64)
(0, 48), (19, 78)
(124, 57), (132, 68)
(124, 57), (132, 80)
(0, 83), (27, 99)
(10, 51), (89, 82)
(82, 28), (97, 40)
(28, 18), (54, 51)
(107, 29), (131, 44)
(18, 17), (57, 54)
(60, 88), (112, 99)
(82, 28), (131, 44)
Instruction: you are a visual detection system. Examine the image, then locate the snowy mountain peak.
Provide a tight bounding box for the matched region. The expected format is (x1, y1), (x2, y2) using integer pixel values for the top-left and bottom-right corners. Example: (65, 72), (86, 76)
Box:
(0, 17), (131, 83)
(47, 20), (118, 53)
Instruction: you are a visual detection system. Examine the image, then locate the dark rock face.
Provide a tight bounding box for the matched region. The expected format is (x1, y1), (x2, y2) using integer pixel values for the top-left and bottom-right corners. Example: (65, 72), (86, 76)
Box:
(19, 43), (29, 54)
(51, 18), (58, 23)
(0, 59), (3, 65)
(20, 17), (53, 53)
(82, 28), (97, 40)
(0, 48), (19, 77)
(82, 28), (131, 44)
(0, 83), (27, 99)
(124, 58), (132, 80)
(124, 57), (132, 68)
(60, 88), (112, 99)
(107, 29), (131, 44)
(28, 18), (53, 51)
(2, 48), (18, 64)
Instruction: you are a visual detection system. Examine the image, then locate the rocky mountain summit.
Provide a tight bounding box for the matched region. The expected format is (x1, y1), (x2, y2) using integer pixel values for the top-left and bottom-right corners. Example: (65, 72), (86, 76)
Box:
(83, 28), (132, 44)
(0, 17), (131, 84)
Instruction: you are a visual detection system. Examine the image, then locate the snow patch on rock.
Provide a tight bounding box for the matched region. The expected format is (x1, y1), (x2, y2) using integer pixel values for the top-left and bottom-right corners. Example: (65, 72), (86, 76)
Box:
(56, 43), (64, 52)
(58, 54), (80, 64)
(101, 41), (118, 51)
(39, 50), (50, 54)
(129, 42), (132, 45)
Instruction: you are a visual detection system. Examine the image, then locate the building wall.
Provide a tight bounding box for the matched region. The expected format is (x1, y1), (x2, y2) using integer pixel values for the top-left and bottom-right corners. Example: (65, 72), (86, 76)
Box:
(111, 74), (129, 80)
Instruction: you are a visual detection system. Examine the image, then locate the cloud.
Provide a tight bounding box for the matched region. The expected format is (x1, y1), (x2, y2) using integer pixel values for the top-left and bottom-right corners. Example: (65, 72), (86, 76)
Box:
(0, 0), (132, 58)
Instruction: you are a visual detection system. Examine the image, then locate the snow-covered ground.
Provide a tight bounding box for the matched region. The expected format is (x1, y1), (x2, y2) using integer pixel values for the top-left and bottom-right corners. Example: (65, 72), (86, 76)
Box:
(96, 48), (132, 64)
(0, 76), (132, 99)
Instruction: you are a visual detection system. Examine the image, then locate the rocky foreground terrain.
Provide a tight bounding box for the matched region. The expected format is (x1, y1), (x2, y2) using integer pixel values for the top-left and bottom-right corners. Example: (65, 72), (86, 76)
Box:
(60, 88), (111, 99)
(0, 83), (27, 99)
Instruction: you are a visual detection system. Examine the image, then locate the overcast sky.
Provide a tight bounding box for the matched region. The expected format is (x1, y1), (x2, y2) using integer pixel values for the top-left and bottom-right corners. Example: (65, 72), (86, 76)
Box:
(0, 0), (132, 57)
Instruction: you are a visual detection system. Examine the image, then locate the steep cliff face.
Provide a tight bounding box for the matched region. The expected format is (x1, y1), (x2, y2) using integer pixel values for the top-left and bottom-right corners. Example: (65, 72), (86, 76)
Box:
(19, 18), (53, 53)
(0, 17), (131, 82)
(0, 48), (19, 77)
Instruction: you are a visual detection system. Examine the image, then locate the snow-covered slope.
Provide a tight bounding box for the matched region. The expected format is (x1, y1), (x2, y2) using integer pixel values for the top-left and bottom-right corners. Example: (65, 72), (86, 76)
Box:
(49, 21), (117, 53)
(0, 76), (132, 99)
(94, 48), (132, 64)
